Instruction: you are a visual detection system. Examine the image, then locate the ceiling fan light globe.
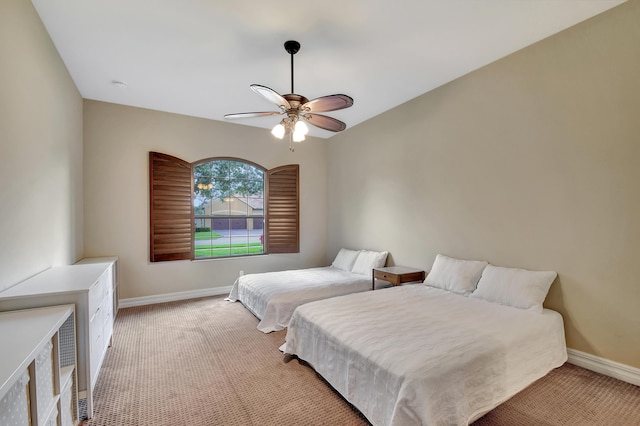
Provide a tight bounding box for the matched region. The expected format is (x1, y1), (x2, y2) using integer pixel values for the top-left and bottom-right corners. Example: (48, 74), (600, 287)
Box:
(271, 123), (285, 139)
(292, 131), (305, 142)
(294, 120), (309, 136)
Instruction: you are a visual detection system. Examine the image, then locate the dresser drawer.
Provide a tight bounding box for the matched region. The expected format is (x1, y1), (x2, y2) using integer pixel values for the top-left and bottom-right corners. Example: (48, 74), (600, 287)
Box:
(102, 297), (113, 339)
(102, 289), (113, 320)
(90, 304), (104, 346)
(88, 277), (106, 318)
(90, 326), (103, 384)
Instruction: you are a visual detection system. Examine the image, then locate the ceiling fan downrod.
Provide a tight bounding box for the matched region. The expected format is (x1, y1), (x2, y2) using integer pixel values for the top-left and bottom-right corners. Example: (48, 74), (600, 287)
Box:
(284, 40), (300, 94)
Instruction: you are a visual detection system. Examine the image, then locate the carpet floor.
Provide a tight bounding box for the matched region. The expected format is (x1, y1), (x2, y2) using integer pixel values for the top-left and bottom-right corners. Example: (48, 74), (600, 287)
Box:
(86, 296), (640, 426)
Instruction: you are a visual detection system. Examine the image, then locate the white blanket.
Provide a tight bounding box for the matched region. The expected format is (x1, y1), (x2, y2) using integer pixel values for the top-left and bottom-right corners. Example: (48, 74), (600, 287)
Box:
(226, 267), (373, 333)
(282, 285), (567, 426)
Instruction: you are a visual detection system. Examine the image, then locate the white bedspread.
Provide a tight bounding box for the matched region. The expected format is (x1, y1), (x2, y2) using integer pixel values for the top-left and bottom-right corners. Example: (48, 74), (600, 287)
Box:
(282, 285), (567, 426)
(226, 267), (373, 333)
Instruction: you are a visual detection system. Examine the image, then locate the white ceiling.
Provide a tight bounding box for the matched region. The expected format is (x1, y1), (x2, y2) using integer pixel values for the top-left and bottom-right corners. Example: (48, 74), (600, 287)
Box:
(31, 0), (624, 139)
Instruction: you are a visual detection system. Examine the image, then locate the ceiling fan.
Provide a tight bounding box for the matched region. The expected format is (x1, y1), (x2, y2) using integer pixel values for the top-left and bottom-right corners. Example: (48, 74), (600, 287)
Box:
(224, 40), (354, 151)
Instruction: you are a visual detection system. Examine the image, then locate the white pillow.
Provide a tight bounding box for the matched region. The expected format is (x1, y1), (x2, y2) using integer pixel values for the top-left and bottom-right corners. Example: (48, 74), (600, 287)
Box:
(470, 264), (557, 313)
(351, 250), (388, 276)
(331, 248), (361, 271)
(424, 254), (488, 295)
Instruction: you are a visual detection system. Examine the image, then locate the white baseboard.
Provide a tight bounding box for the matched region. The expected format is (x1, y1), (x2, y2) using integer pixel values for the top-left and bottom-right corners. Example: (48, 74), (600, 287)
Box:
(567, 348), (640, 387)
(119, 286), (232, 309)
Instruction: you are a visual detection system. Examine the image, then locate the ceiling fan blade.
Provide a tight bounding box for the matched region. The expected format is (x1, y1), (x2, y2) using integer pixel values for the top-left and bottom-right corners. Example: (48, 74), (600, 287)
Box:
(303, 94), (354, 113)
(250, 84), (291, 110)
(304, 114), (347, 132)
(224, 111), (282, 119)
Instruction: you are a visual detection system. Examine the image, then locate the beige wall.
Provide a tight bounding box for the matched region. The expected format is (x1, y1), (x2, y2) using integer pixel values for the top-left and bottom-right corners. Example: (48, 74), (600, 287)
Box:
(0, 0), (84, 291)
(328, 1), (640, 368)
(83, 101), (328, 299)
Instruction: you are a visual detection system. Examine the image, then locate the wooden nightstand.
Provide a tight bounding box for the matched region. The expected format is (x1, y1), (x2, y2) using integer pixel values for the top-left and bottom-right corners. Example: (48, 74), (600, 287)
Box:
(372, 266), (426, 290)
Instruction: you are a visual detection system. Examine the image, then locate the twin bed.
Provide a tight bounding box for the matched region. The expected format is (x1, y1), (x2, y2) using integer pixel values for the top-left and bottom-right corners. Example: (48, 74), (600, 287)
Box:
(229, 252), (567, 425)
(226, 248), (388, 332)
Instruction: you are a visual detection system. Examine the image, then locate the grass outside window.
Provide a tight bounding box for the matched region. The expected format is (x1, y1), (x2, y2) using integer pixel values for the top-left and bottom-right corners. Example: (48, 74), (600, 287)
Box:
(195, 242), (264, 257)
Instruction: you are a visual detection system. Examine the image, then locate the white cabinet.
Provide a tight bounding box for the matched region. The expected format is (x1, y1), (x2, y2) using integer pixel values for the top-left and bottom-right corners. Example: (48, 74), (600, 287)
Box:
(0, 305), (78, 426)
(76, 256), (118, 394)
(77, 257), (119, 324)
(0, 257), (118, 420)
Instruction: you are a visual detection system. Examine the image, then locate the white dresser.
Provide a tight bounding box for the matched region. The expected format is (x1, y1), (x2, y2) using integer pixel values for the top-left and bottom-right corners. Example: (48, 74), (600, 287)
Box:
(0, 257), (118, 420)
(0, 305), (78, 426)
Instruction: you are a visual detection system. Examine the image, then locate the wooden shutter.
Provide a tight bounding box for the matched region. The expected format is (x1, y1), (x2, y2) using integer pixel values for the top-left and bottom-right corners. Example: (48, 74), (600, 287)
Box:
(149, 152), (194, 262)
(266, 164), (299, 254)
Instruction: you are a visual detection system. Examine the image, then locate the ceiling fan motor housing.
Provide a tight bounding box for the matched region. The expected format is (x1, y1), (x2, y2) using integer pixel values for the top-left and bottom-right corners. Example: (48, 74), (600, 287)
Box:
(283, 93), (309, 110)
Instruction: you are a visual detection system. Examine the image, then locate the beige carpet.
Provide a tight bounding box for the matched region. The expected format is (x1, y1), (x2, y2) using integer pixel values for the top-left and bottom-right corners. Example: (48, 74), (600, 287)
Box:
(86, 296), (640, 426)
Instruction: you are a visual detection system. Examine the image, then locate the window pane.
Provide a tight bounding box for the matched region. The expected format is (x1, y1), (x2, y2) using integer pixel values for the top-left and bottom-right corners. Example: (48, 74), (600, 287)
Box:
(212, 160), (230, 178)
(194, 163), (213, 210)
(212, 217), (231, 232)
(249, 167), (264, 181)
(229, 217), (247, 231)
(234, 197), (249, 216)
(231, 225), (249, 255)
(241, 178), (263, 197)
(249, 217), (264, 230)
(246, 185), (264, 199)
(211, 178), (231, 201)
(195, 218), (215, 258)
(194, 162), (212, 180)
(247, 196), (264, 213)
(228, 179), (243, 197)
(229, 161), (249, 179)
(212, 197), (231, 216)
(193, 198), (206, 215)
(194, 159), (265, 258)
(251, 229), (265, 254)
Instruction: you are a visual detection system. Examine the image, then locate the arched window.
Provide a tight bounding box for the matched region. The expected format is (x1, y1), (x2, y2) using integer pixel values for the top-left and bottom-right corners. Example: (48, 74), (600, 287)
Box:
(193, 159), (265, 258)
(149, 152), (299, 262)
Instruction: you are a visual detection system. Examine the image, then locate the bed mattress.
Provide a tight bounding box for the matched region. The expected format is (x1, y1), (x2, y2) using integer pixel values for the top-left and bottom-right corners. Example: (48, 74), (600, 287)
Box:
(281, 285), (567, 425)
(227, 266), (373, 333)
